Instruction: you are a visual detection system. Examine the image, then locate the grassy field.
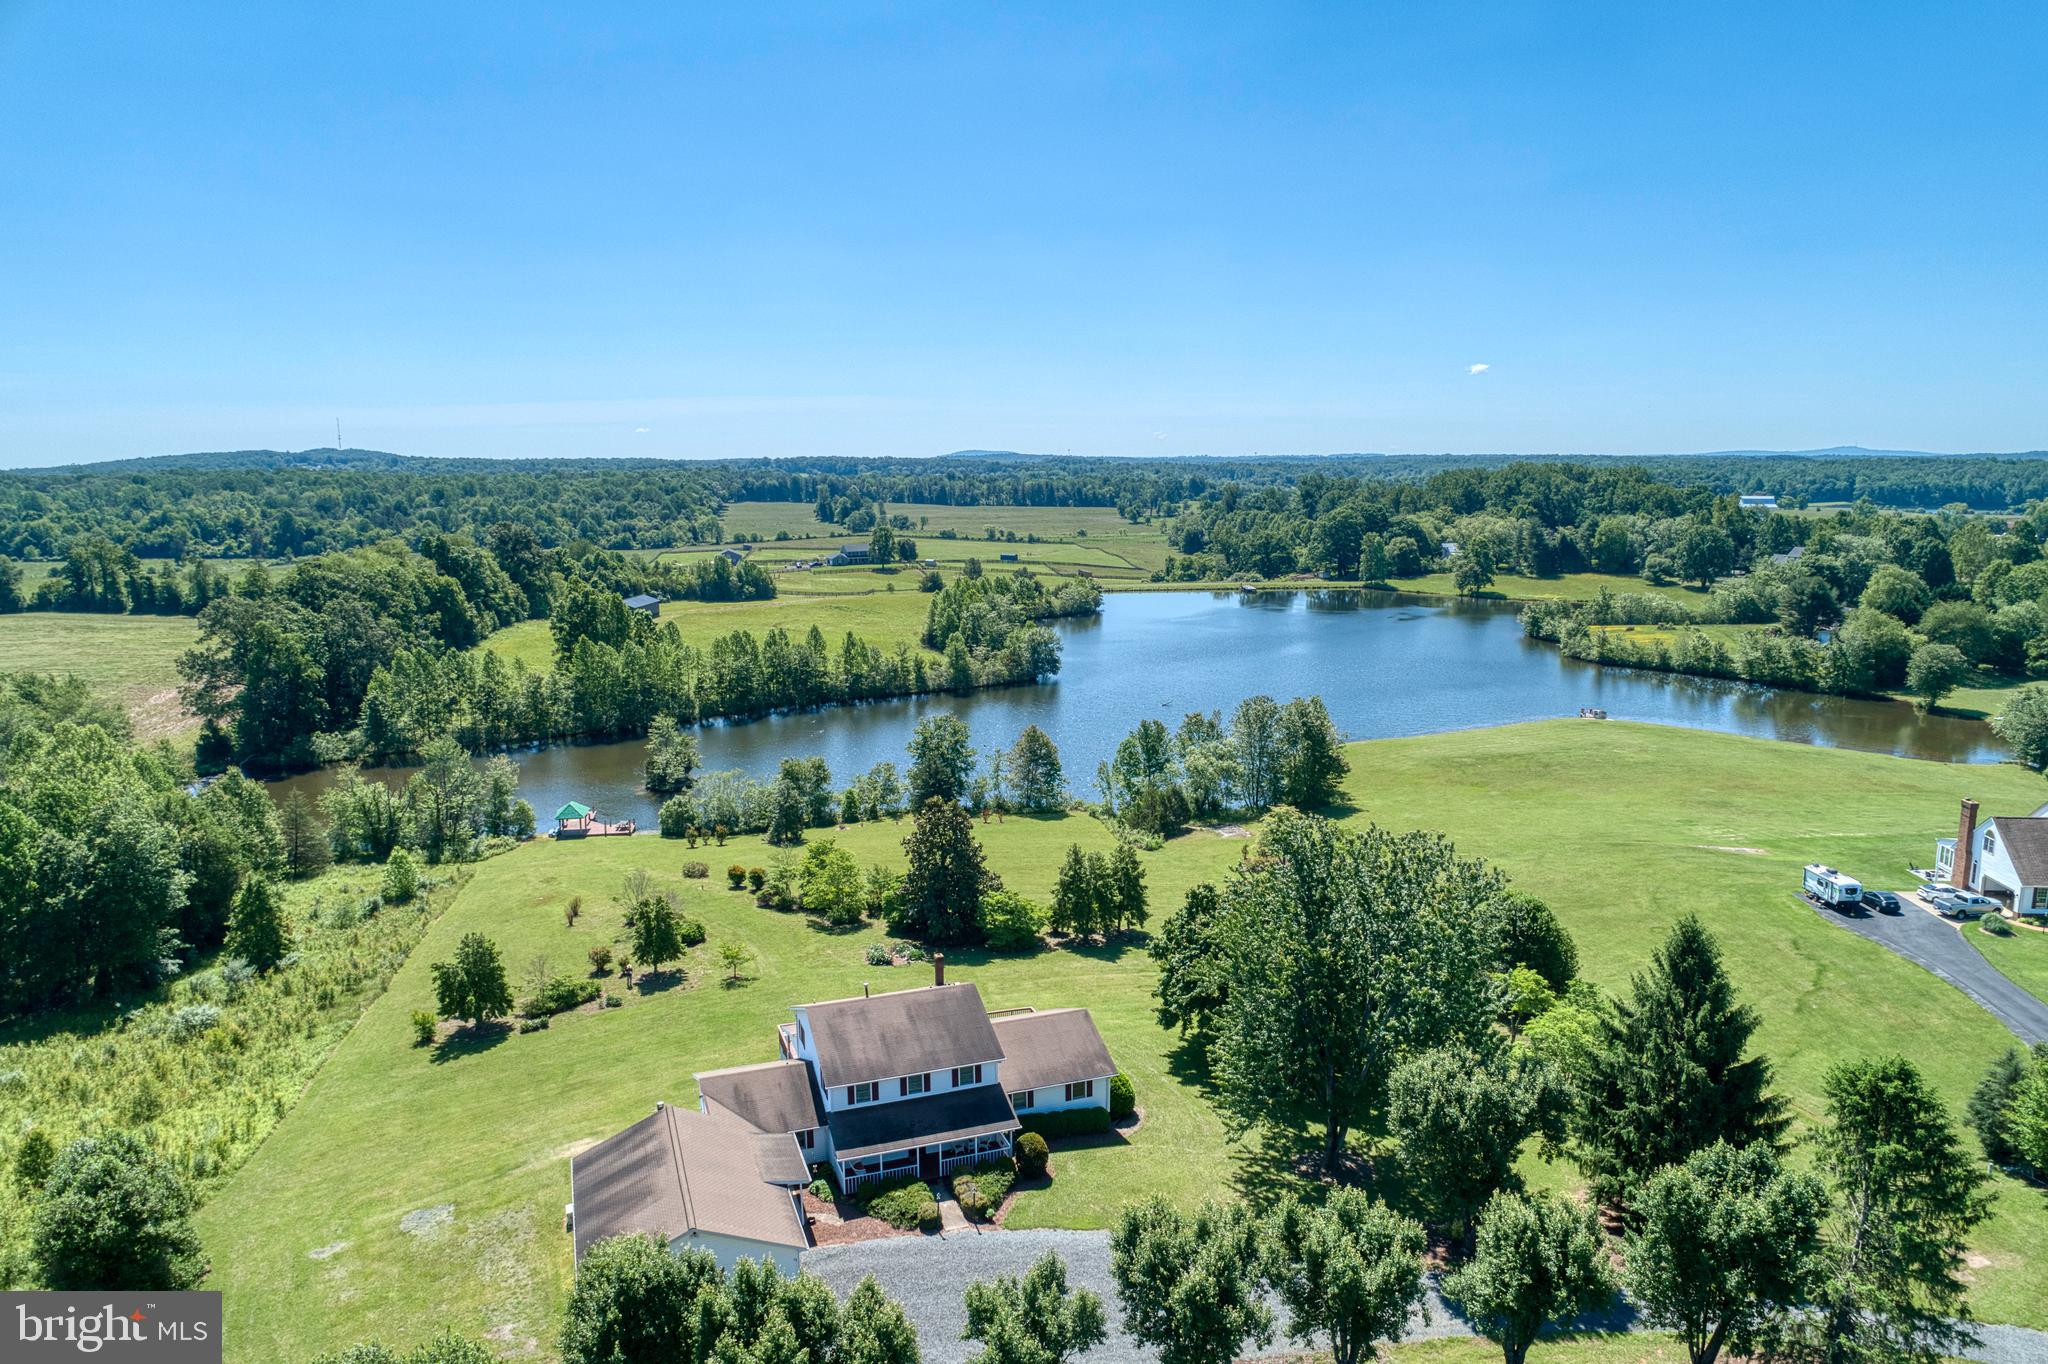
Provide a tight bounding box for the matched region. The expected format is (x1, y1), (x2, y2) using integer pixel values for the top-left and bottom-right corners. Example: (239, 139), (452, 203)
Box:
(1969, 921), (2048, 1007)
(719, 500), (1156, 543)
(0, 611), (199, 739)
(194, 721), (2048, 1360)
(1384, 571), (1716, 607)
(483, 589), (941, 668)
(1389, 1336), (1683, 1364)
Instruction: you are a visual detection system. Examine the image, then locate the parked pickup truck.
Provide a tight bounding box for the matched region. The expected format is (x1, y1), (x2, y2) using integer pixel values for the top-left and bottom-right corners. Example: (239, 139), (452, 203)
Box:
(1937, 892), (1998, 919)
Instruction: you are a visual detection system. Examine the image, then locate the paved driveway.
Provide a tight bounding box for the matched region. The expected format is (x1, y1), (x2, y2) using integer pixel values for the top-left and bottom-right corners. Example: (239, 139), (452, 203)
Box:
(805, 1228), (2048, 1364)
(1810, 899), (2048, 1045)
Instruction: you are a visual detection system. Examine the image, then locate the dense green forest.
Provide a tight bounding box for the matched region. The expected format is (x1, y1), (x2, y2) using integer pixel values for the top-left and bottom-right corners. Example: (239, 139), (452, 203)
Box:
(5, 447), (2048, 572)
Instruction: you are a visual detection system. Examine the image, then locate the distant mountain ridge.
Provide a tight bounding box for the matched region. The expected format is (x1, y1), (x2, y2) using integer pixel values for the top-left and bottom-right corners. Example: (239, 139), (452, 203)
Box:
(16, 443), (2048, 476)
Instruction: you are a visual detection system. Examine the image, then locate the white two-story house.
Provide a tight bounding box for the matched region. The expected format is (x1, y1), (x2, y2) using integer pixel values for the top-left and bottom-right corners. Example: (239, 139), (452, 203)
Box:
(568, 959), (1117, 1264)
(1936, 796), (2048, 917)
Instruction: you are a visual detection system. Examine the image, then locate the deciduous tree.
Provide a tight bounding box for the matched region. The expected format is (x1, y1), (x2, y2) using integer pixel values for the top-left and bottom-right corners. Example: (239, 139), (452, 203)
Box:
(1263, 1189), (1426, 1364)
(431, 931), (512, 1027)
(1109, 1197), (1272, 1364)
(962, 1252), (1106, 1364)
(1622, 1141), (1826, 1364)
(31, 1132), (204, 1290)
(1441, 1192), (1615, 1364)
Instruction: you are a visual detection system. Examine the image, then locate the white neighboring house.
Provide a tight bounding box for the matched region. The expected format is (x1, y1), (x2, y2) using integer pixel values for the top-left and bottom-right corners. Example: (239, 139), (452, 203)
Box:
(569, 964), (1118, 1263)
(1934, 797), (2048, 918)
(1739, 493), (1778, 509)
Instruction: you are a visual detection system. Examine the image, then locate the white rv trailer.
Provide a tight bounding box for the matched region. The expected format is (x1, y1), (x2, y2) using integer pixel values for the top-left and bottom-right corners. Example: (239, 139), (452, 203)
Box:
(1803, 863), (1862, 908)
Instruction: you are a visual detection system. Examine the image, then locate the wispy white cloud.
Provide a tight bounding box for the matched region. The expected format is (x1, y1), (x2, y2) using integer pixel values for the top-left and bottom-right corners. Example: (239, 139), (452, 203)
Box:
(633, 426), (650, 433)
(1468, 363), (1490, 375)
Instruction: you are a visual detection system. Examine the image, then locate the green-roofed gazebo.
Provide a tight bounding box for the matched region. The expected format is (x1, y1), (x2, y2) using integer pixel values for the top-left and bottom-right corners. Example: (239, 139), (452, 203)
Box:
(555, 801), (594, 836)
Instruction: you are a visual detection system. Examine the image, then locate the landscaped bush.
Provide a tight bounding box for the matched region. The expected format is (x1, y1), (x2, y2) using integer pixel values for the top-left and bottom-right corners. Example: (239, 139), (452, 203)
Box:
(518, 1017), (549, 1034)
(890, 939), (929, 963)
(808, 1177), (833, 1201)
(1014, 1132), (1049, 1178)
(520, 976), (602, 1019)
(587, 945), (613, 974)
(1109, 1072), (1136, 1118)
(677, 917), (707, 947)
(980, 890), (1048, 952)
(681, 861), (710, 879)
(953, 1160), (1014, 1218)
(727, 864), (748, 889)
(410, 1009), (437, 1046)
(861, 1176), (938, 1230)
(1017, 1107), (1113, 1139)
(746, 867), (768, 891)
(864, 943), (894, 966)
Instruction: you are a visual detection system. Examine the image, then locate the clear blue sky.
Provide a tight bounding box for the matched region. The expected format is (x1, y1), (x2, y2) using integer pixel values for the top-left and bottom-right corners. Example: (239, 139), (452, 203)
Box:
(2, 2), (2043, 466)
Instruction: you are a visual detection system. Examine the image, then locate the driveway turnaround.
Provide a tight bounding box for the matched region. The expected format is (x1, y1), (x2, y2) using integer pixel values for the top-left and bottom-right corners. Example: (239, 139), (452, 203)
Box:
(805, 1228), (2047, 1364)
(1810, 901), (2048, 1045)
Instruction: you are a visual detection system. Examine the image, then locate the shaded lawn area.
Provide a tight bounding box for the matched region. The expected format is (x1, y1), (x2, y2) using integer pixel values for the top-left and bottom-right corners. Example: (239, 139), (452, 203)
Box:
(1970, 919), (2048, 1007)
(198, 722), (2048, 1360)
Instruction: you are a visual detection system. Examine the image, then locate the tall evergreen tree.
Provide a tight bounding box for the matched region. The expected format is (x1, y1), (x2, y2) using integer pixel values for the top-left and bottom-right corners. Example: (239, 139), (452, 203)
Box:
(1104, 843), (1148, 933)
(899, 798), (990, 945)
(1008, 725), (1066, 812)
(225, 876), (292, 971)
(279, 789), (332, 879)
(1574, 914), (1788, 1205)
(906, 714), (975, 805)
(1150, 883), (1228, 1035)
(1049, 844), (1096, 938)
(1274, 695), (1349, 807)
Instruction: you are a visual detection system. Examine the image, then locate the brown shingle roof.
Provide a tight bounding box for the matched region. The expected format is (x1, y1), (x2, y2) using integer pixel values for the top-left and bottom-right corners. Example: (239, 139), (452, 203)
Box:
(569, 1105), (807, 1261)
(697, 1060), (828, 1135)
(1988, 817), (2048, 886)
(801, 983), (1003, 1091)
(991, 1008), (1116, 1093)
(825, 1083), (1020, 1161)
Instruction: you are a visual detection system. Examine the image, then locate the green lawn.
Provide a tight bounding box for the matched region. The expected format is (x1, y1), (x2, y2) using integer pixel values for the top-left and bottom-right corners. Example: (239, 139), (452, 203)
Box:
(0, 611), (199, 739)
(1969, 920), (2048, 1006)
(197, 722), (2048, 1359)
(1390, 1336), (1685, 1364)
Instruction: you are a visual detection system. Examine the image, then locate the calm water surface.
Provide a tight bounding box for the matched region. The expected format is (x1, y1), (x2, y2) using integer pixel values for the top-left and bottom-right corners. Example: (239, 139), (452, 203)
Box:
(269, 590), (2004, 824)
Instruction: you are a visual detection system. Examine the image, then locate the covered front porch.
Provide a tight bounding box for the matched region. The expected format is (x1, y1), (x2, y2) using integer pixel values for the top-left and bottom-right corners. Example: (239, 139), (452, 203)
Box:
(836, 1131), (1014, 1194)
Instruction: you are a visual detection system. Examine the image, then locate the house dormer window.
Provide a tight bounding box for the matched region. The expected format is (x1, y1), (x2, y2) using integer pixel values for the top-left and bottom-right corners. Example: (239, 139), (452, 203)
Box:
(952, 1064), (983, 1087)
(1984, 829), (1996, 854)
(847, 1082), (877, 1105)
(900, 1073), (930, 1097)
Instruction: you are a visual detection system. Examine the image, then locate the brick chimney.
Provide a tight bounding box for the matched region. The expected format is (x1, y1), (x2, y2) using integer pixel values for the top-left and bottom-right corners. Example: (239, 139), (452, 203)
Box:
(933, 952), (946, 988)
(1952, 798), (1979, 889)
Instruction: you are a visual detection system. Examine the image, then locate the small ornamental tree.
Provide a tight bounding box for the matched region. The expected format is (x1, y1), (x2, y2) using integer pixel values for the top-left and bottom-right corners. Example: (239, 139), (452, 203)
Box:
(1110, 1197), (1272, 1364)
(962, 1252), (1107, 1364)
(1623, 1140), (1826, 1364)
(430, 932), (513, 1028)
(1263, 1189), (1427, 1364)
(382, 847), (420, 904)
(13, 1127), (56, 1193)
(225, 875), (292, 971)
(31, 1132), (205, 1290)
(1442, 1192), (1615, 1364)
(632, 895), (687, 976)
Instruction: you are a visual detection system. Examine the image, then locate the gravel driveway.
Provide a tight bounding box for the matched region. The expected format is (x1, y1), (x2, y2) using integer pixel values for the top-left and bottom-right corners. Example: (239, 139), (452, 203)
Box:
(805, 1228), (2048, 1364)
(1809, 898), (2048, 1044)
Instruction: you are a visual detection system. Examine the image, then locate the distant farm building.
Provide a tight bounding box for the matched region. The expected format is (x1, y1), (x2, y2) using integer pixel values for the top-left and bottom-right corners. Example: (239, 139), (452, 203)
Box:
(829, 544), (873, 567)
(720, 548), (745, 563)
(623, 593), (661, 616)
(1739, 493), (1778, 509)
(998, 552), (1020, 563)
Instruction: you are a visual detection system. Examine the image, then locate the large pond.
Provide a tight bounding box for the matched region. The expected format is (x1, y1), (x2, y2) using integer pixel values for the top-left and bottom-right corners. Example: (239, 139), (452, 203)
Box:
(268, 590), (2006, 825)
